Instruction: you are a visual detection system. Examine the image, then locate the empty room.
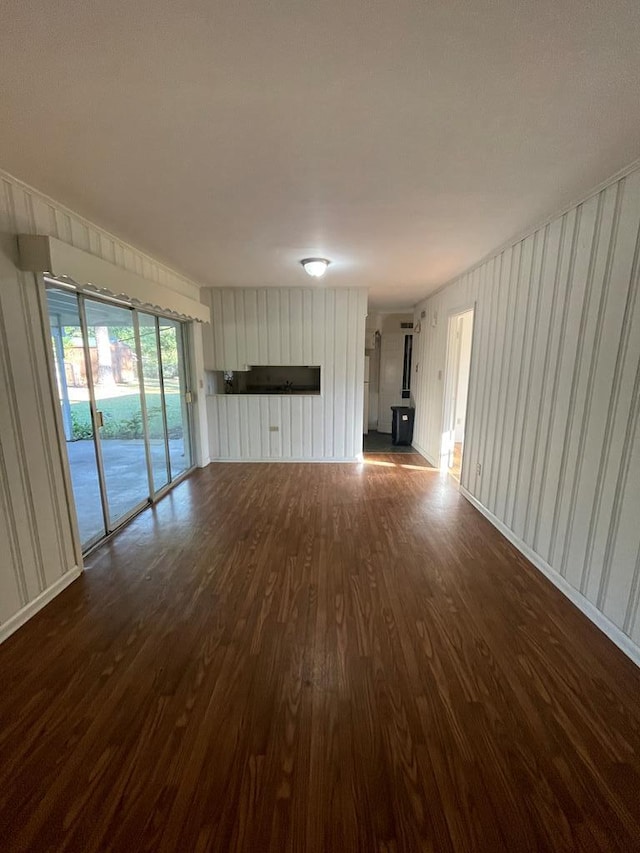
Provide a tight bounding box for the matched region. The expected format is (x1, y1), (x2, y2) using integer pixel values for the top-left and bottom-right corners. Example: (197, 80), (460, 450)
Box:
(1, 2), (640, 851)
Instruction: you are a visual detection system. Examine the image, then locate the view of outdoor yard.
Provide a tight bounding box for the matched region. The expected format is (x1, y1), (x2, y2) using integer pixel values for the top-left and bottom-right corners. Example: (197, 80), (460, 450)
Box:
(68, 383), (184, 441)
(47, 286), (191, 548)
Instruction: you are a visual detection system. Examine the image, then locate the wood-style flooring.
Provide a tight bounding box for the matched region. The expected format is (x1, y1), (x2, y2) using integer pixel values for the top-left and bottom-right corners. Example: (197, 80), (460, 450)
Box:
(1, 455), (640, 852)
(449, 441), (463, 481)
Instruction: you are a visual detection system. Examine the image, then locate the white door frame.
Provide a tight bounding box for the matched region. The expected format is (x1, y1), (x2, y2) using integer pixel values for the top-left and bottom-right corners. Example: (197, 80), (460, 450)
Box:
(441, 304), (476, 479)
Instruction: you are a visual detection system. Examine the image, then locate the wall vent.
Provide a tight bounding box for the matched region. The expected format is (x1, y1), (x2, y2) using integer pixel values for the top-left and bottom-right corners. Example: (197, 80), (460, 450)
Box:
(400, 322), (414, 329)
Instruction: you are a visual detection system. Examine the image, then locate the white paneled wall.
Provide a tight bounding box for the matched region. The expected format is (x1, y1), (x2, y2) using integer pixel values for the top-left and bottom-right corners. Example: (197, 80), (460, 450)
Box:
(1, 171), (201, 302)
(0, 237), (80, 636)
(204, 287), (368, 461)
(0, 169), (205, 642)
(412, 163), (640, 663)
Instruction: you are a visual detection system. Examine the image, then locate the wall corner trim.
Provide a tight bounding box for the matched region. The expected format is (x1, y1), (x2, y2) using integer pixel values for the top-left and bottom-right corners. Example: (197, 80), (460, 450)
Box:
(0, 566), (82, 645)
(411, 440), (438, 468)
(459, 486), (640, 669)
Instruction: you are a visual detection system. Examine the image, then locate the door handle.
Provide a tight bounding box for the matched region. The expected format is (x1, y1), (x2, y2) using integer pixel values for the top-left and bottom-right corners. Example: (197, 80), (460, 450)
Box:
(96, 410), (104, 428)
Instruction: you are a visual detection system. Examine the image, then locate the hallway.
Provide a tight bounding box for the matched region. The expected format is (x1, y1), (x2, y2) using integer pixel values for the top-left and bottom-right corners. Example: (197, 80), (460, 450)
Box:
(363, 429), (417, 454)
(1, 457), (639, 851)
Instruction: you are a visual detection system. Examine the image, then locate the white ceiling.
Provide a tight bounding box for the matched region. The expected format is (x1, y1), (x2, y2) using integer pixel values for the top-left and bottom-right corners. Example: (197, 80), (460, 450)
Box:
(2, 1), (640, 309)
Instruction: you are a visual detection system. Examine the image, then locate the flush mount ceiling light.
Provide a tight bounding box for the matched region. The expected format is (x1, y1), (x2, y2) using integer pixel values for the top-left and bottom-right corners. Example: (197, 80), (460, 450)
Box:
(300, 258), (330, 278)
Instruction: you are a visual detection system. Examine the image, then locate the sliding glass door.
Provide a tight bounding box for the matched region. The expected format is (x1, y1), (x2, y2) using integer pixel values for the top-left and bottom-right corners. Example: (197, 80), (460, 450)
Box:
(159, 318), (192, 479)
(47, 288), (107, 548)
(139, 313), (193, 486)
(83, 299), (150, 526)
(46, 284), (194, 552)
(137, 313), (171, 493)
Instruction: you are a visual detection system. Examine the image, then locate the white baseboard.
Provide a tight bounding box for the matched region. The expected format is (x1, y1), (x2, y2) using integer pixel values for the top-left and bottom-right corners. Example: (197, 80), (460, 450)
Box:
(459, 487), (640, 668)
(210, 457), (361, 463)
(411, 440), (438, 468)
(0, 566), (82, 645)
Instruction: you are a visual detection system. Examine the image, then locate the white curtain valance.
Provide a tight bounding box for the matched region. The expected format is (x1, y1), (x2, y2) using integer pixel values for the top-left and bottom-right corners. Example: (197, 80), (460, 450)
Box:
(17, 234), (210, 324)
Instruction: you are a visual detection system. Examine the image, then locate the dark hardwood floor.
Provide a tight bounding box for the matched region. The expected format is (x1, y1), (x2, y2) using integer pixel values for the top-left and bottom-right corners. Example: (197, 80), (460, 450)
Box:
(1, 454), (640, 852)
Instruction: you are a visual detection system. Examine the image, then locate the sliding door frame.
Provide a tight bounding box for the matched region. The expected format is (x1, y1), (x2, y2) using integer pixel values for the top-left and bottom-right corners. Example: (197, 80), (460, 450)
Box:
(132, 310), (157, 497)
(441, 302), (477, 483)
(41, 276), (196, 556)
(34, 273), (85, 571)
(153, 315), (174, 483)
(77, 292), (112, 538)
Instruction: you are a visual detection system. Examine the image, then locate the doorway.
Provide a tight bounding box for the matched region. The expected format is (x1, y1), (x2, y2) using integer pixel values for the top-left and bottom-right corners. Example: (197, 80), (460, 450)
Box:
(377, 331), (413, 434)
(46, 282), (194, 552)
(442, 308), (474, 481)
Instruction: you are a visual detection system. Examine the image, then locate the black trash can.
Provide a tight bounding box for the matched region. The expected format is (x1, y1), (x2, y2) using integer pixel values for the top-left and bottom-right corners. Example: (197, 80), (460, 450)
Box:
(391, 406), (415, 446)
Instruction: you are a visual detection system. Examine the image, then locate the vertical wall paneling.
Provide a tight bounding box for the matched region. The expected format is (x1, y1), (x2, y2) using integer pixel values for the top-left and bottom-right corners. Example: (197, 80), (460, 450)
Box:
(245, 397), (258, 458)
(234, 291), (246, 367)
(459, 268), (482, 488)
(506, 228), (543, 529)
(324, 288), (336, 459)
(333, 290), (347, 460)
(412, 163), (640, 665)
(205, 287), (367, 461)
(524, 211), (572, 546)
(221, 290), (238, 369)
(199, 291), (215, 380)
(0, 167), (206, 642)
(601, 349), (640, 626)
(489, 242), (520, 513)
(244, 289), (257, 366)
(484, 248), (511, 511)
(190, 320), (212, 468)
(458, 269), (480, 490)
(560, 184), (620, 590)
(0, 279), (29, 620)
(290, 289), (303, 364)
(581, 173), (640, 604)
(354, 288), (365, 452)
(280, 289), (291, 364)
(494, 237), (530, 519)
(477, 257), (500, 502)
(19, 274), (73, 588)
(514, 218), (560, 541)
(266, 290), (280, 364)
(542, 199), (600, 566)
(508, 225), (548, 535)
(627, 545), (640, 646)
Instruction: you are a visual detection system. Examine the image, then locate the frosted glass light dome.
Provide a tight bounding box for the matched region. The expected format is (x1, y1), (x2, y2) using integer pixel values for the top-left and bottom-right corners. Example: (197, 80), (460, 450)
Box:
(301, 258), (330, 278)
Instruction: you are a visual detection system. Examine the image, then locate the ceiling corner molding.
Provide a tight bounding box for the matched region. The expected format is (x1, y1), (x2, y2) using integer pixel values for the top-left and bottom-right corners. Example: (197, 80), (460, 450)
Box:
(17, 234), (211, 324)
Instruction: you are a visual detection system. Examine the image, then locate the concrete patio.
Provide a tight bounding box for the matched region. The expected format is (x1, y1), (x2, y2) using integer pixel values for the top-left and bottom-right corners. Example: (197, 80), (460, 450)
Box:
(66, 438), (189, 545)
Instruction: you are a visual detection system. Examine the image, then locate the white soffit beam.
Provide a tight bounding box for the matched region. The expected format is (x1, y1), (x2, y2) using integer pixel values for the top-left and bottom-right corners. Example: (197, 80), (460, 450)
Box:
(17, 234), (211, 323)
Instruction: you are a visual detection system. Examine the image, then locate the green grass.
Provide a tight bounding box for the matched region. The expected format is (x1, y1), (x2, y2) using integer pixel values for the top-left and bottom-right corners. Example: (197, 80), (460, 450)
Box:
(70, 392), (184, 440)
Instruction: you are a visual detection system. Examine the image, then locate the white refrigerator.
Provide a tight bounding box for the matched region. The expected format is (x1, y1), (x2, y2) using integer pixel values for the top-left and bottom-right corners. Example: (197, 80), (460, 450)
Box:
(363, 355), (370, 435)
